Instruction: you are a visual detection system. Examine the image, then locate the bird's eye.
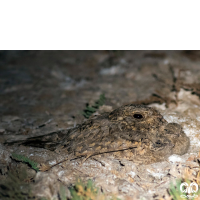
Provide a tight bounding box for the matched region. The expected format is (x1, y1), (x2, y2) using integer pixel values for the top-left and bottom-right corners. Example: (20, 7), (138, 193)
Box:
(133, 114), (143, 119)
(156, 141), (161, 145)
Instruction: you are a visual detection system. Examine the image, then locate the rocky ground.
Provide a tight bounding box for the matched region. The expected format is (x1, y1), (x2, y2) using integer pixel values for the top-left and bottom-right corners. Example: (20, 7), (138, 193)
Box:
(1, 50), (200, 200)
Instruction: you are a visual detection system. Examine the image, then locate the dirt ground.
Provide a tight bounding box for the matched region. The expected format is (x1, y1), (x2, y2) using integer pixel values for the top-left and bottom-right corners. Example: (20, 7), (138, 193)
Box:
(1, 50), (200, 200)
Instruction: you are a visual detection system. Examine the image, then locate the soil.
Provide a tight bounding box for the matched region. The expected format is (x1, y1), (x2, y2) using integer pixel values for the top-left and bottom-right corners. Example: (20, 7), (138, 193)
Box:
(1, 50), (200, 200)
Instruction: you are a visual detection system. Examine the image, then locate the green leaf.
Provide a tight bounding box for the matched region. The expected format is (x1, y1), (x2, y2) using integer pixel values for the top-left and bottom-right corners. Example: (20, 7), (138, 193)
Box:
(82, 94), (106, 118)
(11, 153), (39, 172)
(86, 106), (96, 112)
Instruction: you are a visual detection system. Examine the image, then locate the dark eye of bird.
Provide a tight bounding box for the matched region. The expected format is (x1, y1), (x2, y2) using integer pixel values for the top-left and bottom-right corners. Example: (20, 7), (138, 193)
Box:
(133, 114), (143, 119)
(156, 141), (161, 145)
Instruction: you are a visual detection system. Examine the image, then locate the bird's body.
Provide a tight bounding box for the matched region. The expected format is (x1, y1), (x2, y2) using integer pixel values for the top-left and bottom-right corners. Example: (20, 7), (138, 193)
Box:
(6, 105), (190, 170)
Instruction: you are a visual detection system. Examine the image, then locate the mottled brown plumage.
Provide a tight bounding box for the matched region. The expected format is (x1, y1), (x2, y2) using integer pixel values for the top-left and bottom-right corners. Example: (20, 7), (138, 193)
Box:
(6, 105), (190, 170)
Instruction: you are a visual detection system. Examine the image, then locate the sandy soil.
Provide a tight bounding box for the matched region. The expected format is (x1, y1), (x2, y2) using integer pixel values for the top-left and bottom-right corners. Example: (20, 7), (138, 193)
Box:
(1, 50), (200, 200)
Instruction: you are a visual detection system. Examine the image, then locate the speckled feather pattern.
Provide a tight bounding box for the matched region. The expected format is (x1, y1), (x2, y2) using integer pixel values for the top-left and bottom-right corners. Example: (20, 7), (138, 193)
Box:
(9, 104), (190, 169)
(56, 105), (190, 165)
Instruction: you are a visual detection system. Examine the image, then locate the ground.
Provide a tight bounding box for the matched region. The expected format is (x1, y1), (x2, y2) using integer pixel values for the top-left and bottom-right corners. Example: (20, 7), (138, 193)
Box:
(1, 50), (200, 200)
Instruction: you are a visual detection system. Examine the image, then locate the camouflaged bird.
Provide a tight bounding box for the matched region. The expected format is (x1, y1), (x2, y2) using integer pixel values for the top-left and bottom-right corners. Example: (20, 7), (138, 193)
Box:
(7, 104), (190, 170)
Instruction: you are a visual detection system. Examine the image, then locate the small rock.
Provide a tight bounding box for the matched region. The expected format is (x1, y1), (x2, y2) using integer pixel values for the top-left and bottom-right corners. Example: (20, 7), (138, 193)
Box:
(0, 129), (5, 134)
